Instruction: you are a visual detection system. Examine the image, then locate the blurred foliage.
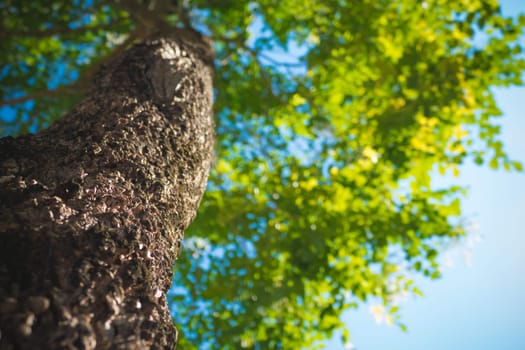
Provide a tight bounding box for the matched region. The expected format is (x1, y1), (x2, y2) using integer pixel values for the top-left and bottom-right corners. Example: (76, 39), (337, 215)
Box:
(1, 0), (524, 348)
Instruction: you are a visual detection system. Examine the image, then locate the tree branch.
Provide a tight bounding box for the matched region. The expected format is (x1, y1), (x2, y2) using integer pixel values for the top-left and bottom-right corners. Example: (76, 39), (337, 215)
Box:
(0, 86), (82, 108)
(258, 52), (304, 68)
(0, 28), (141, 108)
(0, 20), (123, 40)
(213, 34), (303, 72)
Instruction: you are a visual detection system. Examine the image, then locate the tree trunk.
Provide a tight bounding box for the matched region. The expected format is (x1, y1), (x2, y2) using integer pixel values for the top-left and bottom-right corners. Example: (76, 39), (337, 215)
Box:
(0, 29), (214, 349)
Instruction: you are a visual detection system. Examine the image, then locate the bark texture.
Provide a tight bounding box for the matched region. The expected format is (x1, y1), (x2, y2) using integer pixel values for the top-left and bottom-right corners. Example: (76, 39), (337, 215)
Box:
(0, 29), (214, 349)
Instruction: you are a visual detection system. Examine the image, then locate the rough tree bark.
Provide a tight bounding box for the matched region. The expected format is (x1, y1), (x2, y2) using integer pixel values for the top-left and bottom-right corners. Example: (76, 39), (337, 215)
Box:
(0, 28), (214, 349)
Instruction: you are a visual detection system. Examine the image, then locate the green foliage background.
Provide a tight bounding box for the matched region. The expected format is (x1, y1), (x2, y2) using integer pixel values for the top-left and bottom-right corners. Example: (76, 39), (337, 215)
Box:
(1, 0), (524, 348)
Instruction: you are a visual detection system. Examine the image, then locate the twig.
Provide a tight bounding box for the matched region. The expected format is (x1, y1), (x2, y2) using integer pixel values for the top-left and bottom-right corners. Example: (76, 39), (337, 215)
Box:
(212, 33), (303, 74)
(258, 52), (304, 68)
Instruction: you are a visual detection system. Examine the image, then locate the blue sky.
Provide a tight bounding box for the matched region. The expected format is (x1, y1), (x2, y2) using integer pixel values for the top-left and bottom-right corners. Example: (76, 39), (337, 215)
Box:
(327, 1), (525, 349)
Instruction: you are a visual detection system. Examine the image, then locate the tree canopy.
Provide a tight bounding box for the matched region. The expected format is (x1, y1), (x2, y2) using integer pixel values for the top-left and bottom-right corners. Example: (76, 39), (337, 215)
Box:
(1, 0), (524, 348)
